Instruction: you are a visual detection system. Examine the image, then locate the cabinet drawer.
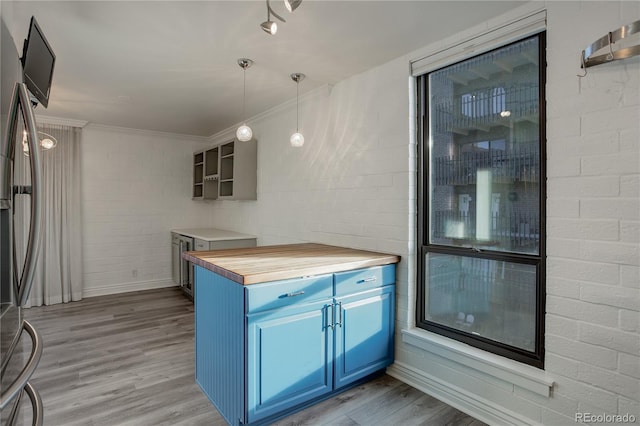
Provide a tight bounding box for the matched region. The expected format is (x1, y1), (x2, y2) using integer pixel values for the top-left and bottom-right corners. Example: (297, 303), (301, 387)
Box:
(194, 238), (209, 251)
(194, 238), (257, 251)
(209, 238), (256, 250)
(246, 275), (332, 313)
(334, 264), (396, 296)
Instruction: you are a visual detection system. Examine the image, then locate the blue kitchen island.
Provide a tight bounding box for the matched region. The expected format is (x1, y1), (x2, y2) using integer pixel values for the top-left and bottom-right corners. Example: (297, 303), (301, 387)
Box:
(183, 243), (400, 426)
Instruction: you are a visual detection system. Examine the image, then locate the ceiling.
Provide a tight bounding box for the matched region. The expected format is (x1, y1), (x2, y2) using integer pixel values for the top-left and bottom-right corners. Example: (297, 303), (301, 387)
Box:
(5, 1), (527, 137)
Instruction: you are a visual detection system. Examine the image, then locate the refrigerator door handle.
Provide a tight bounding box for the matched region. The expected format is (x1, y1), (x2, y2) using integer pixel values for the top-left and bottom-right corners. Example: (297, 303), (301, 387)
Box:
(5, 82), (43, 307)
(24, 381), (44, 426)
(0, 320), (43, 411)
(3, 382), (43, 426)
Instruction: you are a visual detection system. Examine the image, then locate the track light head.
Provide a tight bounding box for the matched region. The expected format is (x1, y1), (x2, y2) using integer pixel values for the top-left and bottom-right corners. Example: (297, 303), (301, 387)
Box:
(260, 20), (278, 35)
(284, 0), (302, 13)
(261, 0), (285, 35)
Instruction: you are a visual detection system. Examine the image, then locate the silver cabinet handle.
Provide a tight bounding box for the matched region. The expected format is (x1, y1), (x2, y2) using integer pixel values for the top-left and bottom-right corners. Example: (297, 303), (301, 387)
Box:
(326, 304), (334, 330)
(357, 277), (377, 284)
(285, 290), (305, 297)
(178, 241), (184, 287)
(335, 302), (343, 327)
(6, 83), (43, 307)
(0, 320), (43, 410)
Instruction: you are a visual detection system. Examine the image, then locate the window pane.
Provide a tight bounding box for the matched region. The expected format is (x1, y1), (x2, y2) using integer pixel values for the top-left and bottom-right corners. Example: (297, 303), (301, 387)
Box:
(424, 253), (536, 352)
(428, 37), (540, 254)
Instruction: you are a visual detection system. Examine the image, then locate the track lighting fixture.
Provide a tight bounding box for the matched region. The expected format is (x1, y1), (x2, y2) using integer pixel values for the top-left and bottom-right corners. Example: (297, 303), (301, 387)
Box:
(236, 58), (254, 142)
(284, 0), (302, 13)
(261, 0), (286, 35)
(290, 73), (305, 147)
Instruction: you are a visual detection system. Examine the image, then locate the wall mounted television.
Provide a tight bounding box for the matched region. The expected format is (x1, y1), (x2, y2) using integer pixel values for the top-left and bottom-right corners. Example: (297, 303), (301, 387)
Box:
(21, 16), (55, 108)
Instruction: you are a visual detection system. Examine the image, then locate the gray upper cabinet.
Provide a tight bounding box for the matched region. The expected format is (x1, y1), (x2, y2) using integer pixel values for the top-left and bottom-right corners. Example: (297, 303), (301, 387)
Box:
(193, 151), (204, 198)
(193, 139), (257, 201)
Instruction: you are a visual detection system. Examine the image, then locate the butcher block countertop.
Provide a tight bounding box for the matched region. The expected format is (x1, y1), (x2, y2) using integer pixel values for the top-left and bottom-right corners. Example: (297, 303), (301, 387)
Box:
(183, 243), (400, 285)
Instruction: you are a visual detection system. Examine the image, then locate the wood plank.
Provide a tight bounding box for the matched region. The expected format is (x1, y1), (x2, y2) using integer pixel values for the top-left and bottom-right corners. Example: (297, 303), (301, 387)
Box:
(17, 288), (483, 426)
(346, 382), (427, 425)
(184, 243), (400, 284)
(273, 374), (404, 426)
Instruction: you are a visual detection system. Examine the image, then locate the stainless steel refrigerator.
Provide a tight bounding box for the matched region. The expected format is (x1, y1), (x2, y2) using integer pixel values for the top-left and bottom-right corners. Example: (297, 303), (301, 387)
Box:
(1, 15), (53, 425)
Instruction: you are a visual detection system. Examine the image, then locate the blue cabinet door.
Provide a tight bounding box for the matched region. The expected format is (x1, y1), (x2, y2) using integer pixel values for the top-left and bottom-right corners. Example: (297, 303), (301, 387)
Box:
(247, 300), (333, 423)
(334, 285), (395, 388)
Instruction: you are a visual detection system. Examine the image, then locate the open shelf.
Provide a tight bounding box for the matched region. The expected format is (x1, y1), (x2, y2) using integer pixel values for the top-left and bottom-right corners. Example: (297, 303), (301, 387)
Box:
(205, 147), (219, 177)
(192, 139), (256, 201)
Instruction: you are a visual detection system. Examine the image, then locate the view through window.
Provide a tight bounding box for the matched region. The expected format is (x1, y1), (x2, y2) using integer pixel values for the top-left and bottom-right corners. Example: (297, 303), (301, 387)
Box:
(417, 34), (546, 367)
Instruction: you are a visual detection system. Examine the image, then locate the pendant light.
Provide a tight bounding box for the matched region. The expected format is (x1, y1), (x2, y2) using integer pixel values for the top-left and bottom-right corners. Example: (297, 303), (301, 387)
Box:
(289, 73), (305, 147)
(236, 58), (254, 142)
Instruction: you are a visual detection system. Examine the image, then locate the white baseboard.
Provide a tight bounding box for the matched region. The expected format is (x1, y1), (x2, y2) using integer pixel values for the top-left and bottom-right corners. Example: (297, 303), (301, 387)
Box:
(387, 361), (539, 426)
(83, 278), (178, 298)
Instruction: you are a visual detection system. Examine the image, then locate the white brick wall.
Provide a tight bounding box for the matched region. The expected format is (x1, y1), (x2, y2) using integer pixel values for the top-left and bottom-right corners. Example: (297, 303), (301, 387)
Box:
(542, 0), (640, 421)
(203, 1), (639, 424)
(81, 125), (211, 296)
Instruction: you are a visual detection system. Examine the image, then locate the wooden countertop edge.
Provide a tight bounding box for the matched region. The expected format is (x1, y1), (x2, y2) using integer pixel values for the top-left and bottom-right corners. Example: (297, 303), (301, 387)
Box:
(182, 244), (400, 285)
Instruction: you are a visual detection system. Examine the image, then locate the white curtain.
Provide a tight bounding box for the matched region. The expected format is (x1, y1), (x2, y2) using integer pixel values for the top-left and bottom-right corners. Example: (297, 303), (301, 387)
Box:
(16, 123), (83, 307)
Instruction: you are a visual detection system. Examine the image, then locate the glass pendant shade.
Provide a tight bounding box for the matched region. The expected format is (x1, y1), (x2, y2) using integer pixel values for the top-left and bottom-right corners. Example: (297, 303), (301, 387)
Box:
(290, 132), (304, 147)
(236, 124), (253, 142)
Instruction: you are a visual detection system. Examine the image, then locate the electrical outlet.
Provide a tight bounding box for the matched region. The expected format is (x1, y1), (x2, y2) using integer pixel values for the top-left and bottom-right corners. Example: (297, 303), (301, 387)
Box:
(132, 269), (138, 278)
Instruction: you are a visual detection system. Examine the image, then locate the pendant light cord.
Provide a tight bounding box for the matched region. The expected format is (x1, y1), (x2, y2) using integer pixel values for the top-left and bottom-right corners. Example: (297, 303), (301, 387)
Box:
(296, 81), (299, 131)
(242, 68), (247, 122)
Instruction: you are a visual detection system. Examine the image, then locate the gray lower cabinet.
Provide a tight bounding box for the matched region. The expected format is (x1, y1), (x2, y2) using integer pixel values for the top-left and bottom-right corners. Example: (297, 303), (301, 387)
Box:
(172, 229), (256, 299)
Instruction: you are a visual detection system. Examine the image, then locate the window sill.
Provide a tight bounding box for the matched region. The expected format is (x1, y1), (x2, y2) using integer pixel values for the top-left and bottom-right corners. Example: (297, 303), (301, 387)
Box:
(401, 328), (554, 397)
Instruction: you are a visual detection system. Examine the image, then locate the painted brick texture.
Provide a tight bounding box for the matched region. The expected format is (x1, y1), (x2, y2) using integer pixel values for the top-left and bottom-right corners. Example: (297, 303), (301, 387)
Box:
(81, 125), (211, 296)
(542, 1), (640, 423)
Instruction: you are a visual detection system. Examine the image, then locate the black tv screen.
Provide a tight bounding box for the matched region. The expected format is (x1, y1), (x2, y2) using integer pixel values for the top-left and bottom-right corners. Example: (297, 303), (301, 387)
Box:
(21, 16), (55, 108)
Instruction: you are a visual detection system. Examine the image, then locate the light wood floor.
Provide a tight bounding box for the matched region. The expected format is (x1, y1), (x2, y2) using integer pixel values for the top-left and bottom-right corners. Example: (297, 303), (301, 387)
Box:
(19, 287), (485, 426)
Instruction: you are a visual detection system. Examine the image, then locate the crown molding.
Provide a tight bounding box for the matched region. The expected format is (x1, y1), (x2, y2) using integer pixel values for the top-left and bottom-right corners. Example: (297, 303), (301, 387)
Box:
(83, 122), (210, 143)
(35, 115), (89, 128)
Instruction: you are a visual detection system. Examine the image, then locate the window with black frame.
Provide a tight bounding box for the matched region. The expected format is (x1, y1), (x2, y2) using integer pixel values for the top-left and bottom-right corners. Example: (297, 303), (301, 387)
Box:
(416, 34), (546, 368)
